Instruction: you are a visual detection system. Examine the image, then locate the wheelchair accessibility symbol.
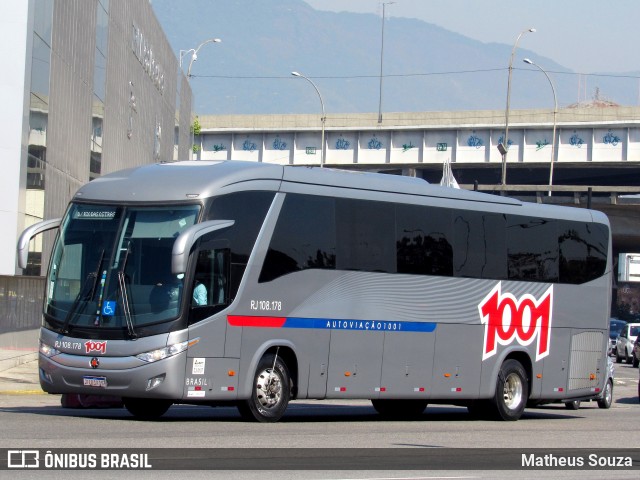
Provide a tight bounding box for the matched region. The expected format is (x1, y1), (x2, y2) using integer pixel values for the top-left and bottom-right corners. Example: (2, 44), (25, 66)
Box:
(102, 301), (116, 316)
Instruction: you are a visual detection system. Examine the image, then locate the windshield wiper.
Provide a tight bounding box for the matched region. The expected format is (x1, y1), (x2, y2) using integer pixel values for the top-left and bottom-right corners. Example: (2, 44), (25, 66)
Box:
(118, 271), (136, 339)
(117, 241), (137, 339)
(60, 249), (105, 334)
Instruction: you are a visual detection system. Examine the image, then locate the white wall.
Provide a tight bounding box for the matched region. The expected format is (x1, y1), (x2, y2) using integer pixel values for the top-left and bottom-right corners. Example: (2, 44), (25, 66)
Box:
(0, 2), (30, 275)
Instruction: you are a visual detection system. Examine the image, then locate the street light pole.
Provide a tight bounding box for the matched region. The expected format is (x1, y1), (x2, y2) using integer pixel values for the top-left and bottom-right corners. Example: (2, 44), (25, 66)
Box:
(179, 49), (193, 69)
(524, 58), (557, 197)
(292, 71), (326, 167)
(182, 38), (222, 78)
(378, 2), (395, 124)
(501, 27), (535, 185)
(180, 38), (221, 159)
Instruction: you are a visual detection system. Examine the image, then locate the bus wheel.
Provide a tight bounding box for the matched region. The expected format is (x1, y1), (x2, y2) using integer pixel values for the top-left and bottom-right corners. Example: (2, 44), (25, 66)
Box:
(123, 398), (172, 420)
(492, 359), (528, 421)
(371, 399), (427, 418)
(564, 400), (581, 410)
(238, 353), (291, 423)
(597, 379), (613, 409)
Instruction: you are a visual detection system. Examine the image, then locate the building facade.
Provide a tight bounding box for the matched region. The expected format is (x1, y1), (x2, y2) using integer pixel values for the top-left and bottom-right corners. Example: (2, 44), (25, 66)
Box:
(0, 0), (192, 278)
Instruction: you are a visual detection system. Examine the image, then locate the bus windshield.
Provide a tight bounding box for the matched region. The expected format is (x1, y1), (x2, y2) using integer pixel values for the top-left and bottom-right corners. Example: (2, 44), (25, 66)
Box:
(45, 203), (200, 334)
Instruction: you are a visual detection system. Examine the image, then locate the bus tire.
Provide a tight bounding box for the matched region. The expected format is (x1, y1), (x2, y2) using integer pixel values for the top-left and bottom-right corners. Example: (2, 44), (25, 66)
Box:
(564, 400), (581, 410)
(123, 398), (172, 420)
(238, 353), (291, 423)
(597, 379), (613, 409)
(371, 399), (427, 418)
(491, 359), (528, 421)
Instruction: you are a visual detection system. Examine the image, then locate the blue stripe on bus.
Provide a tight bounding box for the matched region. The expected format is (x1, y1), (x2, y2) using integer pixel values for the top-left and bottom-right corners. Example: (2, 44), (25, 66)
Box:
(283, 317), (437, 333)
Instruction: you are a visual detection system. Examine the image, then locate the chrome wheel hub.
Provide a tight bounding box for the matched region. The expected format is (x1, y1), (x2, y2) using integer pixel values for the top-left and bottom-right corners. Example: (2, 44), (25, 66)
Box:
(256, 368), (282, 409)
(503, 372), (523, 410)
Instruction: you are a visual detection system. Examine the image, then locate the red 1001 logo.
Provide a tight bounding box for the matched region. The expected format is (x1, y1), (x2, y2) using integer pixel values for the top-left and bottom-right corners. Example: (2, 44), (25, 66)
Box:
(479, 283), (553, 362)
(84, 340), (107, 355)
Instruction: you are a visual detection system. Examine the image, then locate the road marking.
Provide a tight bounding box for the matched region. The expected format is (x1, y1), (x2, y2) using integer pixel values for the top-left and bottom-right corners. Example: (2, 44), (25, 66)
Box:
(0, 389), (46, 395)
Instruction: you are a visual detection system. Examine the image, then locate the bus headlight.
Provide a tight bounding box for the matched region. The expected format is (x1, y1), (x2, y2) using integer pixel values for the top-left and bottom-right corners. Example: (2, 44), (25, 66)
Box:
(39, 341), (60, 358)
(135, 340), (190, 363)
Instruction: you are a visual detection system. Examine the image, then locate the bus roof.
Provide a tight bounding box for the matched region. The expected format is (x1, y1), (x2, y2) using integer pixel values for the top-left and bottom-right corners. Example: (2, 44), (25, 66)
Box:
(74, 160), (519, 205)
(72, 160), (606, 225)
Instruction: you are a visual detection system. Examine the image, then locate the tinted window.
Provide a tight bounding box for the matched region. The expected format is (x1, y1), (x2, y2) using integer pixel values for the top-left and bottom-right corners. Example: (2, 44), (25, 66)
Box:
(454, 211), (507, 279)
(207, 191), (275, 296)
(397, 204), (453, 275)
(336, 199), (396, 273)
(258, 193), (608, 285)
(507, 216), (559, 282)
(260, 194), (336, 282)
(189, 239), (231, 324)
(559, 222), (608, 284)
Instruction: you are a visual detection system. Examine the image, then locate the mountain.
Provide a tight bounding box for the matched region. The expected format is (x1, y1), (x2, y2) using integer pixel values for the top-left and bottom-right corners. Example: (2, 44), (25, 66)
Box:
(151, 0), (639, 115)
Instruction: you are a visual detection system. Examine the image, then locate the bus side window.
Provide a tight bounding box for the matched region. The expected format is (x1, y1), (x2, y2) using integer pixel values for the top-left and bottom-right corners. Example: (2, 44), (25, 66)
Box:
(190, 248), (230, 321)
(191, 248), (230, 309)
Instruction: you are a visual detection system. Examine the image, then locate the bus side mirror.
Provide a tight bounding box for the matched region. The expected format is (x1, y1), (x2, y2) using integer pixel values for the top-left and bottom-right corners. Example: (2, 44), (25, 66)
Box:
(16, 218), (62, 269)
(171, 219), (234, 275)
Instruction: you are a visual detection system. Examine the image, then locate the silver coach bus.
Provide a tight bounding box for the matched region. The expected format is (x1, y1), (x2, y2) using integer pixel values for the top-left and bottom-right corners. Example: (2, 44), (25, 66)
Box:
(18, 160), (612, 422)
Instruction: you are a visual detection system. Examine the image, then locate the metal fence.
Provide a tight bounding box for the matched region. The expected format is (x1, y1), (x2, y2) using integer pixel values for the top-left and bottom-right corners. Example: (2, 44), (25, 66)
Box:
(0, 276), (44, 334)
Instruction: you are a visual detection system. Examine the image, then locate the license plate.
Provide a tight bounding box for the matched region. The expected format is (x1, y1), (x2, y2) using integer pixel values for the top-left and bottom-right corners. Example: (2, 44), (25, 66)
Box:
(83, 376), (108, 388)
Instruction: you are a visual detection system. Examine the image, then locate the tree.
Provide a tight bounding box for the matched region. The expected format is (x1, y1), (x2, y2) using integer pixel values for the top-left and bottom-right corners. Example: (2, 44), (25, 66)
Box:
(191, 116), (201, 153)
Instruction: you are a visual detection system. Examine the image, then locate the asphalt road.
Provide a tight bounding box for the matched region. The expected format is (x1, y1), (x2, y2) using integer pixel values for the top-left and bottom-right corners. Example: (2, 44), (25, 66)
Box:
(0, 363), (638, 479)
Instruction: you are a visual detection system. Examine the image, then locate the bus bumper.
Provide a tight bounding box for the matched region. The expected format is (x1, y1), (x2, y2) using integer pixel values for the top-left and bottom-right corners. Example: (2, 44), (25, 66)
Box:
(38, 351), (186, 399)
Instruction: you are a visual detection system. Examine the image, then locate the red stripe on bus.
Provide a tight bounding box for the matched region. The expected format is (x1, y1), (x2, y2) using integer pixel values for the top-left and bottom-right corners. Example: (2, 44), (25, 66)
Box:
(227, 315), (286, 328)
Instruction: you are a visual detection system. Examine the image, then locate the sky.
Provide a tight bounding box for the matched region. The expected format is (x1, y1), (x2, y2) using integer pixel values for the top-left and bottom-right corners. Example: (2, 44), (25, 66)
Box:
(304, 0), (639, 74)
